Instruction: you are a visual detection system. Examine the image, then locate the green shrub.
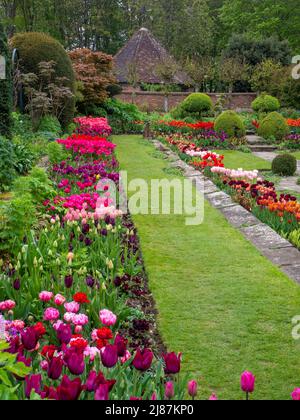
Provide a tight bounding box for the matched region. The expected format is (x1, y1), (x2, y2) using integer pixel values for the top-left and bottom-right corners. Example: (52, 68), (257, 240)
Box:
(13, 167), (56, 204)
(13, 143), (35, 175)
(0, 23), (12, 138)
(0, 137), (16, 191)
(47, 141), (68, 165)
(272, 154), (297, 176)
(38, 116), (62, 136)
(10, 32), (75, 127)
(181, 93), (213, 116)
(215, 111), (246, 138)
(252, 95), (280, 113)
(258, 112), (289, 141)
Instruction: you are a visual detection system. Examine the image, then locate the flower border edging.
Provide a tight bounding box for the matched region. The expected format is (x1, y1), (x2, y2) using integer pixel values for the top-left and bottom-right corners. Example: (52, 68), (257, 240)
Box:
(151, 138), (300, 285)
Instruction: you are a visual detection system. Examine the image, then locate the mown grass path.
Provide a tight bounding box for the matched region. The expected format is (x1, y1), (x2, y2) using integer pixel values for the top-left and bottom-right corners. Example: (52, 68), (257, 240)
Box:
(114, 135), (300, 400)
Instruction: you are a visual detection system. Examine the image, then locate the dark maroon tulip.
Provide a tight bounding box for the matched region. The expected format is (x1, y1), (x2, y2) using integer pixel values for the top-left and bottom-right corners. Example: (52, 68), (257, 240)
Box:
(25, 374), (42, 399)
(95, 384), (109, 401)
(132, 348), (153, 371)
(101, 345), (118, 368)
(13, 278), (21, 291)
(48, 356), (63, 380)
(65, 349), (85, 375)
(86, 371), (98, 392)
(64, 275), (73, 289)
(163, 352), (182, 375)
(114, 334), (128, 357)
(86, 276), (95, 288)
(21, 327), (39, 351)
(57, 324), (72, 344)
(56, 375), (82, 401)
(82, 224), (90, 234)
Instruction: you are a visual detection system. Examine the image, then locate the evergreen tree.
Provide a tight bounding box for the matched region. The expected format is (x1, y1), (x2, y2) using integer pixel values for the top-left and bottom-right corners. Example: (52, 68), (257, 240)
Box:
(0, 22), (12, 138)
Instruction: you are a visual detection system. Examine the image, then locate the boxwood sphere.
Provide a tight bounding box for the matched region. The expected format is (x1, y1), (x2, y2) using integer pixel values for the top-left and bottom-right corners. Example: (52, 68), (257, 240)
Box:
(215, 110), (246, 138)
(272, 154), (297, 176)
(258, 112), (289, 141)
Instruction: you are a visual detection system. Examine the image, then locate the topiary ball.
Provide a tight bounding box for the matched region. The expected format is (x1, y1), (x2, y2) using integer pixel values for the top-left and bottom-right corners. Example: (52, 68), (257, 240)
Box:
(181, 93), (213, 116)
(272, 154), (297, 176)
(214, 110), (246, 138)
(258, 112), (289, 141)
(10, 32), (75, 127)
(252, 95), (280, 113)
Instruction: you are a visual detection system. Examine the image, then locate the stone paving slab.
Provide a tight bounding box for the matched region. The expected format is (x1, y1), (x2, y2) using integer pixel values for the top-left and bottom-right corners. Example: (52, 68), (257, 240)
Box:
(240, 224), (293, 250)
(205, 191), (237, 209)
(261, 247), (300, 268)
(278, 177), (300, 194)
(281, 265), (300, 284)
(219, 205), (261, 228)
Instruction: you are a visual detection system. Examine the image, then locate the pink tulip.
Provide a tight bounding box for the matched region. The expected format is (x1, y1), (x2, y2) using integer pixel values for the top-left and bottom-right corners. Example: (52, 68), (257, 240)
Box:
(54, 294), (66, 306)
(165, 382), (174, 400)
(209, 393), (218, 401)
(241, 371), (255, 399)
(39, 291), (53, 303)
(188, 380), (198, 399)
(99, 309), (117, 327)
(291, 388), (300, 400)
(43, 308), (60, 322)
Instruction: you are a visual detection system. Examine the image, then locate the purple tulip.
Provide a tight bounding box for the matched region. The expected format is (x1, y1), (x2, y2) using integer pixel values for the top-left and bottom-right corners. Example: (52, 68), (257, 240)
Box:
(86, 276), (95, 288)
(101, 345), (118, 368)
(163, 352), (182, 375)
(64, 275), (73, 289)
(65, 348), (85, 375)
(25, 374), (42, 399)
(21, 327), (39, 351)
(57, 324), (72, 344)
(48, 356), (63, 380)
(13, 278), (21, 291)
(132, 348), (153, 371)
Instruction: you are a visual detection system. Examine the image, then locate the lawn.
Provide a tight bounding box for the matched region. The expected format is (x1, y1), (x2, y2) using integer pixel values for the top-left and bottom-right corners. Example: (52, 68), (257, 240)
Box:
(214, 150), (271, 170)
(115, 135), (300, 401)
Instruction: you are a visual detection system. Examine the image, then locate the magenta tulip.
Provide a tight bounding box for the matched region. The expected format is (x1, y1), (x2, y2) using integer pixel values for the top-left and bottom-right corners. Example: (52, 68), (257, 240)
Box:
(65, 349), (85, 375)
(95, 384), (109, 401)
(209, 393), (218, 401)
(57, 323), (72, 344)
(132, 348), (153, 371)
(165, 382), (174, 400)
(101, 345), (118, 368)
(47, 356), (63, 380)
(188, 380), (198, 399)
(21, 327), (39, 351)
(292, 388), (300, 401)
(25, 374), (42, 399)
(241, 371), (255, 399)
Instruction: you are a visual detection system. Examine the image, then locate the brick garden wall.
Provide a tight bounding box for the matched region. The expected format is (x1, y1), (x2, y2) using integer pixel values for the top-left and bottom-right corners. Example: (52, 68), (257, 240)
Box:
(116, 91), (257, 112)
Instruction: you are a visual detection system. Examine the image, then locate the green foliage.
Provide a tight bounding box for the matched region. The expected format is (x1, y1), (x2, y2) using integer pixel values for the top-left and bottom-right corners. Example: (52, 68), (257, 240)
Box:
(10, 32), (75, 127)
(258, 112), (289, 141)
(12, 167), (56, 204)
(0, 341), (31, 400)
(181, 93), (213, 117)
(0, 137), (16, 191)
(215, 111), (246, 138)
(0, 23), (12, 138)
(38, 116), (62, 136)
(47, 141), (68, 165)
(12, 143), (35, 175)
(252, 95), (280, 113)
(272, 154), (297, 176)
(0, 193), (36, 253)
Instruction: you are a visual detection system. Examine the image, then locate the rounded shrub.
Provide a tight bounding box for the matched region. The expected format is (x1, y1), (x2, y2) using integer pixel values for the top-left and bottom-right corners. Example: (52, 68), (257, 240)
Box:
(10, 32), (75, 127)
(252, 95), (280, 113)
(272, 154), (297, 176)
(258, 112), (289, 141)
(181, 93), (213, 116)
(38, 116), (61, 136)
(215, 110), (246, 138)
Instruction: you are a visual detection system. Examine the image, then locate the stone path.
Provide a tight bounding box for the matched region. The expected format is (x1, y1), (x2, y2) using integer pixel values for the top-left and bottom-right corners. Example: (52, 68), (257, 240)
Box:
(152, 139), (300, 285)
(253, 151), (300, 193)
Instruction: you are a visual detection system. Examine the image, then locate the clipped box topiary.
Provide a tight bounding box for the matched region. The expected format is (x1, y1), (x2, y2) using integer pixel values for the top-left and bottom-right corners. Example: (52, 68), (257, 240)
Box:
(214, 110), (246, 138)
(10, 32), (75, 128)
(181, 93), (213, 117)
(252, 95), (280, 113)
(258, 112), (289, 141)
(272, 154), (297, 176)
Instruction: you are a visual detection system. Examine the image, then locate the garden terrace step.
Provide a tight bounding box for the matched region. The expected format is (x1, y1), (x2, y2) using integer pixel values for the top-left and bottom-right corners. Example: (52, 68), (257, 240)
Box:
(248, 144), (278, 153)
(246, 135), (268, 145)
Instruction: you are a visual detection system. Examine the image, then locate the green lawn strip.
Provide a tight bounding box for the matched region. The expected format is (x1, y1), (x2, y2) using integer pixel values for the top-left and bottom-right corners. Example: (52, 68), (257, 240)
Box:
(213, 150), (271, 170)
(114, 135), (300, 400)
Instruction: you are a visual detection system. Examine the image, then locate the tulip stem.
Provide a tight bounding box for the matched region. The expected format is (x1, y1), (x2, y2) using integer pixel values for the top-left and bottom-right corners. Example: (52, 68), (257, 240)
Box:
(246, 392), (249, 401)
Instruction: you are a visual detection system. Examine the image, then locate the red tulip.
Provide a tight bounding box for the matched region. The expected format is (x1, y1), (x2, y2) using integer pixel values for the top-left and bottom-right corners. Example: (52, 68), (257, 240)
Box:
(56, 375), (82, 401)
(163, 352), (182, 375)
(132, 348), (153, 371)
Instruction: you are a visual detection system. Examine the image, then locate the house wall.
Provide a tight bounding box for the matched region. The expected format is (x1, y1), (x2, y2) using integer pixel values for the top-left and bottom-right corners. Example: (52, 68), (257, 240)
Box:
(116, 91), (257, 112)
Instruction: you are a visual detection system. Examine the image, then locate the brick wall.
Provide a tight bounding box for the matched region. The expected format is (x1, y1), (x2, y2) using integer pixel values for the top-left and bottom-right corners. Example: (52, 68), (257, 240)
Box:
(116, 91), (257, 112)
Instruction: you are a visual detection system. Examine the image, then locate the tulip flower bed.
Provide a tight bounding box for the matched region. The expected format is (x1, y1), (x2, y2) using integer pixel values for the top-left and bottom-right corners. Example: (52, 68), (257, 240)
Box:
(0, 118), (196, 401)
(160, 131), (229, 154)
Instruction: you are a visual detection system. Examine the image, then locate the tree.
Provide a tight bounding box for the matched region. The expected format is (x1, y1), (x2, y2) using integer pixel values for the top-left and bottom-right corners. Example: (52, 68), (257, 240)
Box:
(155, 57), (180, 112)
(185, 56), (215, 92)
(0, 22), (12, 138)
(220, 57), (249, 93)
(69, 48), (115, 108)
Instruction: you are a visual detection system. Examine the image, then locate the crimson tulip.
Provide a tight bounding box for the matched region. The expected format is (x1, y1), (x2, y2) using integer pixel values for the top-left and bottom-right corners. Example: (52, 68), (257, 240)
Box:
(48, 356), (63, 380)
(133, 348), (153, 371)
(56, 375), (82, 401)
(163, 352), (182, 375)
